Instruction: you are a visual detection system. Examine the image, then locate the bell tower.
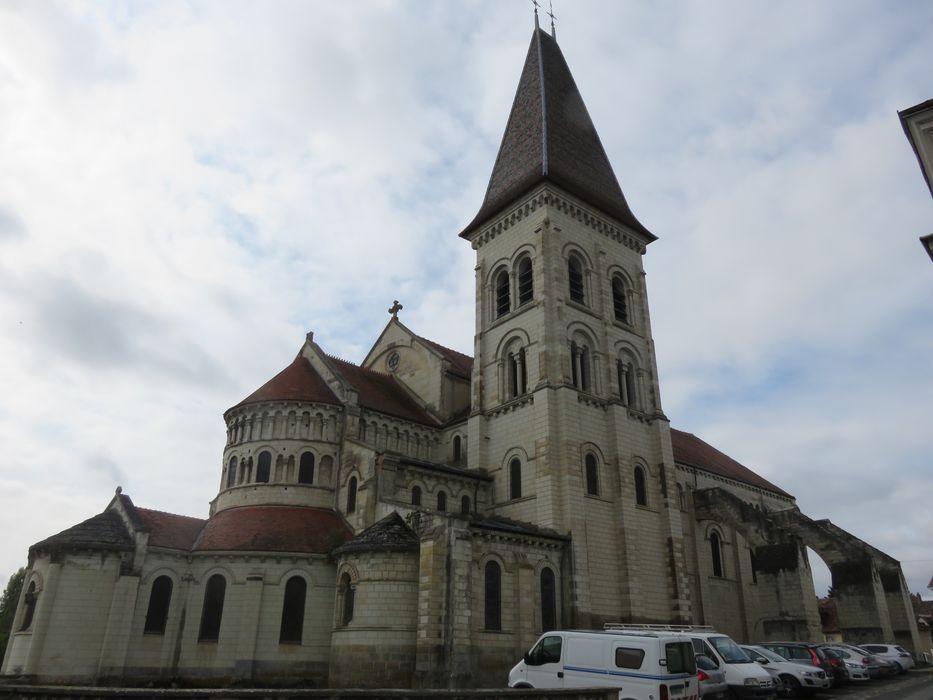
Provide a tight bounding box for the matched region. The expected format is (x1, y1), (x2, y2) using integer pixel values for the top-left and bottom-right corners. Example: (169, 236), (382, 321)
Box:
(461, 26), (691, 626)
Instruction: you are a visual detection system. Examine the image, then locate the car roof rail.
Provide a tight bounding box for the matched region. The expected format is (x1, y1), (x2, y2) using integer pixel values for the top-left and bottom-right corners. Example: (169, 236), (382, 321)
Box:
(603, 623), (717, 632)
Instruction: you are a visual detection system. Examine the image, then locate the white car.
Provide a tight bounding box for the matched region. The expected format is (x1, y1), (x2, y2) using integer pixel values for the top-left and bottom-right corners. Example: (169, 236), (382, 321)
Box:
(860, 643), (914, 672)
(742, 645), (831, 697)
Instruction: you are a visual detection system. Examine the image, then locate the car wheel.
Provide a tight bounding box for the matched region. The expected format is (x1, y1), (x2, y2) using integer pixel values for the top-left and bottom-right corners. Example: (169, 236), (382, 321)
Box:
(779, 674), (801, 698)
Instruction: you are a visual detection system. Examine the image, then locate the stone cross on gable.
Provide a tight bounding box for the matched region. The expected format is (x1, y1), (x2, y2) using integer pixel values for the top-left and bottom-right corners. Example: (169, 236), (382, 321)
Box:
(388, 300), (403, 318)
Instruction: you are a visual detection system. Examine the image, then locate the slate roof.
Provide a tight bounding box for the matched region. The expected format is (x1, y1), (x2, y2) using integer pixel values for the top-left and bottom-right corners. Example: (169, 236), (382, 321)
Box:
(471, 514), (569, 541)
(30, 510), (133, 554)
(231, 352), (340, 411)
(670, 428), (791, 498)
(333, 512), (419, 555)
(395, 455), (493, 482)
(137, 508), (206, 550)
(416, 334), (474, 379)
(461, 28), (653, 240)
(328, 356), (438, 426)
(193, 505), (352, 554)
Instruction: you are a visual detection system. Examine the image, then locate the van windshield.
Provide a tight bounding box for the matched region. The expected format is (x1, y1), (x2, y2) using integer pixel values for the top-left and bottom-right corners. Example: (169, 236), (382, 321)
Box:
(711, 636), (751, 664)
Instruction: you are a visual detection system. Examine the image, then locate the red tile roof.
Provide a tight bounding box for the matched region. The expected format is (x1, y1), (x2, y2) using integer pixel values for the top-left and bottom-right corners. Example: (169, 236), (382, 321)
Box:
(232, 352), (339, 410)
(416, 335), (474, 379)
(193, 506), (352, 554)
(328, 356), (437, 426)
(670, 428), (791, 498)
(137, 508), (206, 550)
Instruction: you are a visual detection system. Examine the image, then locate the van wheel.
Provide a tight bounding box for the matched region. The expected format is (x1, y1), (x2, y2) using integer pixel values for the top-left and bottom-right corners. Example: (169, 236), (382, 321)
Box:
(779, 674), (801, 698)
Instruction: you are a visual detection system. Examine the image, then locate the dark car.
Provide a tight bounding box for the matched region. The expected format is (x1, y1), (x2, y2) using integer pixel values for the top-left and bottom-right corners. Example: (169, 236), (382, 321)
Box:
(756, 642), (837, 686)
(819, 646), (849, 684)
(696, 653), (729, 699)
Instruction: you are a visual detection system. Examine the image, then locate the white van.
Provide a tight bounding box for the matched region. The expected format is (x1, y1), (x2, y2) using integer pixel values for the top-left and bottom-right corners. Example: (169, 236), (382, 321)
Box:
(509, 629), (699, 700)
(605, 625), (776, 700)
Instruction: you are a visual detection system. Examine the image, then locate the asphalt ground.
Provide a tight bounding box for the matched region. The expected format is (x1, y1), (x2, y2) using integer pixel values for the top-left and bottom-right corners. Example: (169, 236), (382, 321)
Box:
(802, 667), (933, 700)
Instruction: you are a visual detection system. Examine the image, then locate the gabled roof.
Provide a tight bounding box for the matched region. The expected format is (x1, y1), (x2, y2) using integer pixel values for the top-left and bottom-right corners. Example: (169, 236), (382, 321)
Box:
(327, 356), (438, 426)
(461, 28), (653, 240)
(670, 428), (791, 499)
(193, 506), (352, 554)
(137, 508), (206, 550)
(416, 334), (474, 379)
(333, 511), (419, 556)
(30, 510), (133, 555)
(231, 351), (340, 411)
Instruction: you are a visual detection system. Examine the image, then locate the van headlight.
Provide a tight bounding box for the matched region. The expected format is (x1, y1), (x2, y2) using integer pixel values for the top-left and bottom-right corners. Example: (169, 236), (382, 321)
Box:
(744, 678), (760, 686)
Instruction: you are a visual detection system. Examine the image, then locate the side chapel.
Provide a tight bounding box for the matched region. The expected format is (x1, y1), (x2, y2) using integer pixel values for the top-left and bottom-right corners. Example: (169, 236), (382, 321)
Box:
(2, 22), (920, 688)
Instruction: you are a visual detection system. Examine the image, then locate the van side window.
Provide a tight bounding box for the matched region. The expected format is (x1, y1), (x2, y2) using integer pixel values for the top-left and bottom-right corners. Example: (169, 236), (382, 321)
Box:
(614, 647), (645, 669)
(665, 642), (697, 674)
(529, 635), (562, 665)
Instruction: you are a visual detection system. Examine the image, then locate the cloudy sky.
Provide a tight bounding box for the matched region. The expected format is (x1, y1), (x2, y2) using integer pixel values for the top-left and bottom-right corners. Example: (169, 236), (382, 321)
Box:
(1, 0), (931, 602)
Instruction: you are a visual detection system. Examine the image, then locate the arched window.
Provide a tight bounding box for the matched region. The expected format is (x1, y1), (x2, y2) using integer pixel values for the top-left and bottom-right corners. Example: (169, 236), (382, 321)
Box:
(338, 572), (355, 626)
(19, 581), (37, 631)
(411, 485), (422, 506)
(279, 576), (306, 644)
(634, 466), (648, 506)
(617, 359), (637, 407)
(585, 453), (599, 496)
(484, 561), (502, 631)
(508, 347), (527, 398)
(710, 531), (724, 577)
(256, 451), (271, 483)
(540, 567), (557, 632)
(612, 275), (629, 324)
(144, 575), (173, 635)
(198, 574), (226, 642)
(568, 255), (585, 304)
(517, 256), (533, 305)
(226, 456), (237, 488)
(452, 435), (462, 464)
(436, 490), (447, 512)
(346, 476), (357, 514)
(509, 458), (522, 500)
(298, 452), (315, 484)
(495, 269), (510, 317)
(461, 495), (471, 515)
(571, 341), (591, 391)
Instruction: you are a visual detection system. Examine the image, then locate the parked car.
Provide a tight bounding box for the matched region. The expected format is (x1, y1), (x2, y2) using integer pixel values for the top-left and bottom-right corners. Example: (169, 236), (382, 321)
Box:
(696, 653), (729, 699)
(756, 642), (837, 686)
(823, 644), (881, 679)
(860, 643), (914, 673)
(818, 646), (851, 684)
(742, 645), (831, 698)
(843, 644), (899, 678)
(509, 628), (698, 699)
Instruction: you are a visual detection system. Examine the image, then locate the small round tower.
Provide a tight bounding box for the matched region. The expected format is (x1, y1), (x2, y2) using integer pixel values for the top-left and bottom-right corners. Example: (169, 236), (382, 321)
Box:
(213, 349), (343, 515)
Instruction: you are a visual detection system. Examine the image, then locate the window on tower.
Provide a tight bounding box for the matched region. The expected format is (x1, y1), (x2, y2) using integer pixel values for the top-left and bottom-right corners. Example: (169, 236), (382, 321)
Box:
(509, 457), (522, 500)
(634, 466), (648, 506)
(585, 453), (599, 496)
(256, 451), (271, 483)
(612, 274), (629, 324)
(495, 269), (510, 318)
(226, 456), (237, 488)
(517, 256), (533, 305)
(568, 255), (585, 304)
(508, 347), (528, 398)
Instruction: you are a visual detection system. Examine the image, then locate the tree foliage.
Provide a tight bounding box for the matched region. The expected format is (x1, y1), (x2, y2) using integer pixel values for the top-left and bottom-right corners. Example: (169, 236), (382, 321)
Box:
(0, 567), (26, 657)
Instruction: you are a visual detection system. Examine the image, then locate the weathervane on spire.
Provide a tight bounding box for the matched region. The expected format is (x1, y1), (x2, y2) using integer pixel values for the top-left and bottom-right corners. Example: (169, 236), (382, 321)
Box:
(547, 0), (557, 39)
(388, 300), (403, 319)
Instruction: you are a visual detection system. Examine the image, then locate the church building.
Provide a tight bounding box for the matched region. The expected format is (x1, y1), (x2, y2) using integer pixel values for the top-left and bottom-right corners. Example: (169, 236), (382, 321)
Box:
(2, 22), (920, 689)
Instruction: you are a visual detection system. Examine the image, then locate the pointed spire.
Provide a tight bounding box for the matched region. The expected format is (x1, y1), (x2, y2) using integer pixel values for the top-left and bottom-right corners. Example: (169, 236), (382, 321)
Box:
(460, 29), (654, 241)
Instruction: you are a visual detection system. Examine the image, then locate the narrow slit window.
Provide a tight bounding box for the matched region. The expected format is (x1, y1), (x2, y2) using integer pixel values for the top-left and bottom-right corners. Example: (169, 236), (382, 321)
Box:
(509, 458), (522, 500)
(411, 485), (422, 506)
(568, 256), (585, 304)
(541, 567), (557, 632)
(198, 574), (226, 642)
(585, 454), (599, 496)
(226, 456), (237, 488)
(346, 476), (358, 513)
(711, 531), (724, 577)
(495, 269), (510, 317)
(484, 561), (502, 631)
(517, 257), (533, 305)
(634, 466), (648, 506)
(612, 275), (629, 324)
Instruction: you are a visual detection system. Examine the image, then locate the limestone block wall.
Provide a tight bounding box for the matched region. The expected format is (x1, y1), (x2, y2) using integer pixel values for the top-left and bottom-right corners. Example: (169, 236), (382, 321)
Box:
(328, 550), (419, 688)
(2, 552), (126, 683)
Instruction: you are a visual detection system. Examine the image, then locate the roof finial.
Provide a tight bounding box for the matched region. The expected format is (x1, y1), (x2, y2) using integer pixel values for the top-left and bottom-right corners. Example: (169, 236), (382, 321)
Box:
(532, 0), (540, 30)
(388, 300), (403, 319)
(547, 0), (557, 40)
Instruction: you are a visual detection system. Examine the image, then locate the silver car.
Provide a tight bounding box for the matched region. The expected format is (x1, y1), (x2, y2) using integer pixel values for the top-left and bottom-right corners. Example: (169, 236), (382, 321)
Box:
(696, 653), (729, 699)
(742, 645), (831, 697)
(860, 643), (914, 673)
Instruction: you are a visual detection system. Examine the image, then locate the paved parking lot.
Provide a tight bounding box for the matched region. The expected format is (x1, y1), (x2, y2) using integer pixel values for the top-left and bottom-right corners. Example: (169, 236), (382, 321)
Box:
(804, 670), (933, 700)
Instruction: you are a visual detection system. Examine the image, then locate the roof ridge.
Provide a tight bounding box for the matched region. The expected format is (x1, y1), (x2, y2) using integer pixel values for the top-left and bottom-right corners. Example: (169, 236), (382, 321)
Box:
(136, 506), (206, 521)
(415, 334), (473, 362)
